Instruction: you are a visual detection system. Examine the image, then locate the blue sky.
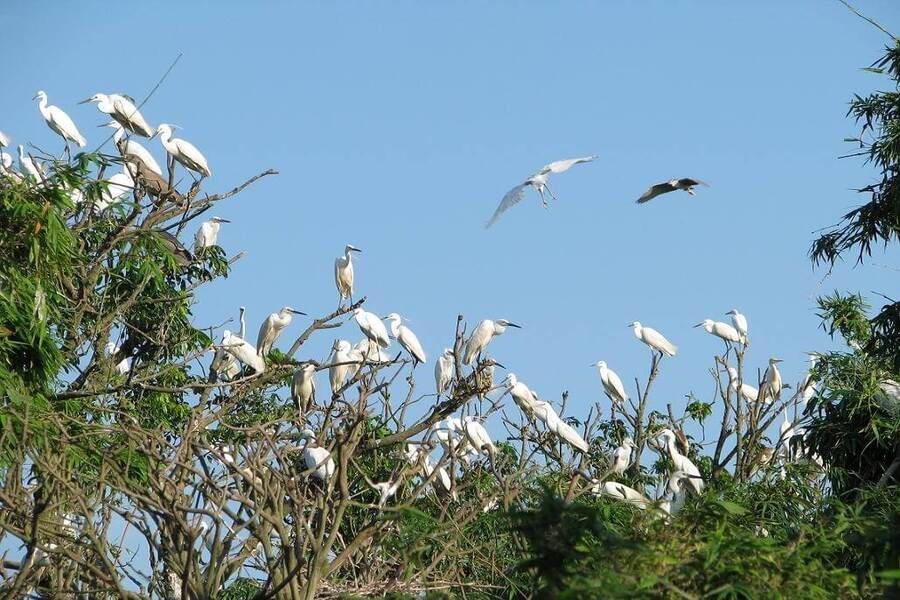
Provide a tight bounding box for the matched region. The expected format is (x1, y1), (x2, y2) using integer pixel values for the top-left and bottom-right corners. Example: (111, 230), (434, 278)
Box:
(2, 1), (898, 444)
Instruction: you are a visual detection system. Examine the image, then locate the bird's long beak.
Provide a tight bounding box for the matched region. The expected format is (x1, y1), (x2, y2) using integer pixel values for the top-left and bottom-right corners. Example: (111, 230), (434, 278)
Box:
(32, 94), (39, 101)
(350, 246), (362, 253)
(78, 97), (93, 105)
(493, 361), (506, 369)
(220, 218), (232, 223)
(289, 309), (307, 315)
(692, 322), (704, 328)
(506, 322), (522, 328)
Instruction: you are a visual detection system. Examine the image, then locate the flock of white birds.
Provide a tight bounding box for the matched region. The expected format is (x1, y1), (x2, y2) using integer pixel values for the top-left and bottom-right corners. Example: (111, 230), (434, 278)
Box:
(0, 89), (815, 515)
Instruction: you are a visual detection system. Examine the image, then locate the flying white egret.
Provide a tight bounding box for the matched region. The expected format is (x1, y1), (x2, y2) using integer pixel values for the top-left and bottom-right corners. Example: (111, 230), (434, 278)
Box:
(726, 366), (761, 403)
(222, 329), (265, 374)
(461, 416), (495, 455)
(463, 319), (521, 364)
(435, 348), (455, 396)
(156, 124), (211, 177)
(610, 437), (634, 475)
(656, 429), (703, 493)
(301, 431), (335, 482)
(104, 121), (163, 175)
(334, 244), (361, 302)
(505, 373), (589, 452)
(212, 307), (245, 380)
(194, 216), (230, 251)
(485, 156), (597, 227)
(34, 90), (86, 149)
(629, 322), (678, 356)
(104, 341), (131, 375)
(593, 481), (653, 510)
(291, 362), (317, 412)
(593, 360), (629, 407)
(0, 130), (9, 147)
(761, 358), (784, 403)
(329, 340), (355, 394)
(257, 306), (306, 356)
(17, 146), (43, 181)
(637, 178), (708, 204)
(385, 313), (426, 364)
(725, 309), (749, 345)
(81, 93), (153, 137)
(694, 319), (742, 344)
(96, 169), (135, 211)
(353, 308), (390, 349)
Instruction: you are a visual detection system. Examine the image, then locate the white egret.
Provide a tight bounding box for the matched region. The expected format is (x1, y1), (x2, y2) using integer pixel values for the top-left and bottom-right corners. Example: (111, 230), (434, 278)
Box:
(257, 306), (306, 356)
(726, 366), (761, 403)
(156, 124), (211, 178)
(81, 93), (153, 137)
(610, 437), (634, 476)
(593, 481), (653, 510)
(329, 340), (355, 394)
(593, 360), (629, 407)
(222, 329), (265, 374)
(34, 90), (86, 149)
(212, 307), (245, 380)
(421, 454), (453, 496)
(694, 319), (742, 344)
(220, 446), (262, 487)
(17, 146), (43, 181)
(385, 313), (426, 364)
(637, 178), (708, 204)
(876, 379), (900, 416)
(505, 373), (589, 452)
(352, 338), (390, 365)
(96, 169), (135, 211)
(104, 341), (131, 375)
(725, 309), (749, 345)
(799, 354), (819, 404)
(429, 416), (467, 457)
(463, 318), (521, 364)
(665, 470), (690, 515)
(353, 308), (390, 349)
(301, 431), (335, 482)
(334, 244), (361, 302)
(461, 416), (495, 455)
(629, 322), (677, 356)
(778, 414), (796, 460)
(656, 429), (703, 493)
(194, 216), (230, 251)
(435, 348), (455, 396)
(291, 362), (317, 412)
(0, 150), (14, 179)
(370, 479), (401, 507)
(486, 156), (597, 227)
(104, 121), (163, 175)
(761, 358), (784, 403)
(0, 130), (9, 147)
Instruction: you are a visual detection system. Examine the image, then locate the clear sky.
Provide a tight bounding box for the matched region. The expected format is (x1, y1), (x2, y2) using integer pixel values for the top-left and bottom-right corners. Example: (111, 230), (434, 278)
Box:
(2, 1), (898, 444)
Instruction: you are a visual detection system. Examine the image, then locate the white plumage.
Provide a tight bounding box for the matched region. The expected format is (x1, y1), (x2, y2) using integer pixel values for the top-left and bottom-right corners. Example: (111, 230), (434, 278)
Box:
(17, 145), (43, 181)
(435, 348), (455, 396)
(593, 360), (629, 406)
(257, 306), (305, 356)
(156, 123), (211, 177)
(34, 90), (86, 148)
(726, 309), (749, 345)
(694, 319), (742, 344)
(194, 216), (230, 250)
(211, 307), (245, 381)
(96, 170), (135, 211)
(106, 122), (163, 175)
(463, 318), (521, 364)
(610, 437), (634, 475)
(329, 340), (355, 393)
(386, 313), (427, 364)
(291, 362), (317, 411)
(761, 358), (784, 403)
(505, 373), (588, 452)
(656, 429), (703, 493)
(353, 308), (390, 349)
(83, 93), (154, 137)
(221, 329), (265, 374)
(593, 481), (653, 510)
(461, 416), (495, 454)
(726, 367), (761, 403)
(630, 321), (677, 356)
(334, 244), (361, 301)
(304, 445), (335, 482)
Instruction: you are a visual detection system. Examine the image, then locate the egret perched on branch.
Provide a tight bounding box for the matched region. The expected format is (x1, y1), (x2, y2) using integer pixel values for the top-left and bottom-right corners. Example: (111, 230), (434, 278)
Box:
(0, 130), (9, 148)
(463, 319), (521, 364)
(505, 373), (589, 452)
(104, 341), (131, 375)
(435, 348), (455, 396)
(329, 340), (355, 394)
(104, 121), (163, 175)
(726, 366), (760, 403)
(81, 93), (154, 137)
(34, 90), (86, 149)
(96, 169), (135, 211)
(17, 145), (43, 181)
(637, 178), (708, 204)
(593, 481), (652, 510)
(301, 431), (335, 482)
(610, 437), (634, 475)
(386, 313), (427, 365)
(156, 124), (211, 177)
(461, 417), (495, 456)
(593, 360), (629, 407)
(211, 307), (245, 381)
(194, 217), (230, 250)
(334, 244), (361, 302)
(222, 329), (265, 374)
(291, 362), (317, 412)
(629, 322), (677, 356)
(694, 319), (742, 344)
(799, 354), (819, 404)
(656, 429), (703, 493)
(0, 150), (14, 179)
(369, 479), (401, 507)
(353, 308), (390, 349)
(486, 156), (596, 227)
(353, 338), (390, 365)
(761, 358), (784, 404)
(725, 309), (749, 345)
(257, 306), (306, 356)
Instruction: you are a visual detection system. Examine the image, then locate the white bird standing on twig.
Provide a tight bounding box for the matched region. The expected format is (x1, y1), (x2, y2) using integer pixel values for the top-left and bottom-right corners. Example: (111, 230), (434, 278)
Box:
(486, 156), (596, 227)
(334, 244), (361, 303)
(212, 307), (245, 380)
(593, 360), (629, 407)
(291, 362), (317, 412)
(194, 216), (230, 251)
(222, 329), (265, 374)
(593, 481), (653, 510)
(726, 366), (760, 403)
(301, 431), (335, 482)
(461, 416), (495, 456)
(34, 90), (86, 150)
(17, 146), (43, 182)
(656, 429), (703, 493)
(629, 322), (678, 356)
(257, 306), (306, 356)
(329, 340), (355, 394)
(353, 308), (390, 349)
(156, 123), (211, 178)
(96, 169), (135, 211)
(694, 319), (742, 345)
(761, 358), (784, 404)
(463, 319), (521, 364)
(610, 437), (634, 475)
(637, 178), (708, 204)
(81, 93), (154, 137)
(105, 121), (163, 175)
(725, 309), (749, 345)
(385, 313), (427, 365)
(435, 348), (455, 396)
(505, 373), (589, 452)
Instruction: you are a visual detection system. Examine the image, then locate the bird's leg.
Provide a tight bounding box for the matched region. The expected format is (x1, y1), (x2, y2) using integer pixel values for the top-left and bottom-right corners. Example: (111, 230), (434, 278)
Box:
(546, 184), (560, 203)
(538, 188), (549, 209)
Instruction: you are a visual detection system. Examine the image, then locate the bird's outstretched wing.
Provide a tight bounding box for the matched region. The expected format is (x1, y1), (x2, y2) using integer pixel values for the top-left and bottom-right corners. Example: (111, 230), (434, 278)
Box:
(540, 155), (597, 175)
(678, 177), (709, 188)
(485, 183), (528, 228)
(637, 182), (675, 204)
